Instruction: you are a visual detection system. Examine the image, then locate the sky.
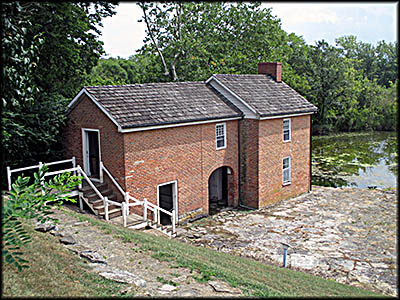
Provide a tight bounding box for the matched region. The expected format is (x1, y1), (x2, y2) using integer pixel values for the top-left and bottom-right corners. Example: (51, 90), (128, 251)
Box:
(99, 2), (398, 59)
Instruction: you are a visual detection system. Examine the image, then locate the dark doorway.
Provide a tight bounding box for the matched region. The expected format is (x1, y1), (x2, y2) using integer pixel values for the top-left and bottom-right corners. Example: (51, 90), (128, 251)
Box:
(158, 183), (174, 225)
(87, 131), (100, 178)
(208, 167), (229, 215)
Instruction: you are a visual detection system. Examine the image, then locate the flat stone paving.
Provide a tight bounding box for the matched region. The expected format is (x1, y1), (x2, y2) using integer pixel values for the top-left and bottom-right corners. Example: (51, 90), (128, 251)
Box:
(176, 186), (398, 297)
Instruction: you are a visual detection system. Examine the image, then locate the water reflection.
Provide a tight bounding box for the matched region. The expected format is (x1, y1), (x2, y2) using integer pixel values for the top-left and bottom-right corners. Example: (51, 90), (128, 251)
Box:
(312, 132), (397, 188)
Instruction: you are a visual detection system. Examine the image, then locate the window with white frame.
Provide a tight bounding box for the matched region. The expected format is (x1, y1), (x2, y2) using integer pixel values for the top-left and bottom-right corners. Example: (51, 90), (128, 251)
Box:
(283, 156), (291, 185)
(216, 123), (226, 149)
(283, 118), (291, 142)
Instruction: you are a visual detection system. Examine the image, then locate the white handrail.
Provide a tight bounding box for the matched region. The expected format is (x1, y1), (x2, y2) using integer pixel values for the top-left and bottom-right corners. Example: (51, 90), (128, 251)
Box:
(101, 162), (125, 196)
(77, 166), (104, 201)
(9, 164), (41, 173)
(127, 195), (143, 205)
(7, 158), (176, 233)
(146, 201), (173, 216)
(45, 158), (75, 166)
(44, 167), (79, 177)
(7, 157), (76, 191)
(105, 199), (122, 207)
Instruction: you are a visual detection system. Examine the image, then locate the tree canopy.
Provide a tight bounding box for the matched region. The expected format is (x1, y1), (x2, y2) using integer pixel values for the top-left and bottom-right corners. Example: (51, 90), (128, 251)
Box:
(1, 2), (117, 187)
(87, 2), (397, 135)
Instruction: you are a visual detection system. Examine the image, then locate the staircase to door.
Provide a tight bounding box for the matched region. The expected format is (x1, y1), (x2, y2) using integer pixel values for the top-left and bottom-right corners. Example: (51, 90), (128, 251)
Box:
(78, 175), (177, 238)
(80, 180), (122, 219)
(6, 157), (177, 238)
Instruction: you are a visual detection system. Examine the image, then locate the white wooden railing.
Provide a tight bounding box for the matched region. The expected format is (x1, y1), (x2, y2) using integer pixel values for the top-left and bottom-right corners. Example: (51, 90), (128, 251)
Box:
(100, 162), (176, 234)
(6, 158), (176, 235)
(7, 157), (77, 191)
(143, 198), (176, 234)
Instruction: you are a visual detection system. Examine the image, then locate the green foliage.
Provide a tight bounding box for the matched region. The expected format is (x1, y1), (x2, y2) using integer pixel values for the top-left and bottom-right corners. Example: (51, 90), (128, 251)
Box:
(2, 165), (81, 271)
(131, 4), (397, 134)
(1, 2), (117, 189)
(136, 2), (293, 82)
(24, 2), (117, 98)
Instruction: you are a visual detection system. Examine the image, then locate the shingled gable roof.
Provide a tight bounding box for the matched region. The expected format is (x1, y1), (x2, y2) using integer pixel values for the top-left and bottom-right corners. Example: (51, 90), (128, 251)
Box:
(210, 74), (317, 118)
(69, 82), (242, 131)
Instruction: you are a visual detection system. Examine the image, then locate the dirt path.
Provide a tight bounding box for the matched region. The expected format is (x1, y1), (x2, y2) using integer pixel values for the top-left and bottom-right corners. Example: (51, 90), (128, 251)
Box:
(48, 206), (243, 297)
(176, 186), (398, 297)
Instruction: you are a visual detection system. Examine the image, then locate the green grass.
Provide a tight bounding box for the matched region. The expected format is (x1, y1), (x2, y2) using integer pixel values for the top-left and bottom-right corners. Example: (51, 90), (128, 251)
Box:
(63, 208), (385, 298)
(2, 220), (134, 297)
(156, 276), (179, 286)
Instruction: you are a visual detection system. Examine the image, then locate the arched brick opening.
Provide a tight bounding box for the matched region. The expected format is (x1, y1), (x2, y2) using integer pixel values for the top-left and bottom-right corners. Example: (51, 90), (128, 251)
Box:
(208, 166), (234, 215)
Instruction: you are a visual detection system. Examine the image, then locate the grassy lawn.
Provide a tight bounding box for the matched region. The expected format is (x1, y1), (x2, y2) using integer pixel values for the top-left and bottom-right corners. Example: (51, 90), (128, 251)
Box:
(3, 207), (386, 298)
(2, 219), (133, 297)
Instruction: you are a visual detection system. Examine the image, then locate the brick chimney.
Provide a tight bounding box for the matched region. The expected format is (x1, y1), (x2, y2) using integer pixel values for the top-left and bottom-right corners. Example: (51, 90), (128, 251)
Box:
(258, 62), (282, 82)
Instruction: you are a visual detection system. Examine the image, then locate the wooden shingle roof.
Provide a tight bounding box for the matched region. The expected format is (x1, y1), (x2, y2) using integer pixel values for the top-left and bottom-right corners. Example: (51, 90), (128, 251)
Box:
(83, 82), (242, 129)
(212, 74), (317, 118)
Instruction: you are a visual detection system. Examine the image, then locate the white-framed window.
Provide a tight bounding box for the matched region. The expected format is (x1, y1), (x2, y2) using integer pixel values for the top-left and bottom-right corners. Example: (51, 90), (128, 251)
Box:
(283, 118), (291, 142)
(283, 156), (291, 185)
(216, 123), (226, 150)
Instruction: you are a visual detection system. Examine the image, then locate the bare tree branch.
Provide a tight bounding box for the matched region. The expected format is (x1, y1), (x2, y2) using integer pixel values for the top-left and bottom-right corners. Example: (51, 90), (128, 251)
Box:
(140, 3), (169, 77)
(169, 3), (183, 81)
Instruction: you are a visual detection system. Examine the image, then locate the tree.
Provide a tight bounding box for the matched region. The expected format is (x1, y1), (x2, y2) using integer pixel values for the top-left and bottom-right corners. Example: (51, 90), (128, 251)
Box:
(1, 2), (117, 189)
(1, 2), (44, 183)
(2, 165), (81, 271)
(301, 40), (348, 134)
(87, 58), (129, 85)
(23, 2), (117, 98)
(336, 35), (398, 87)
(136, 2), (293, 83)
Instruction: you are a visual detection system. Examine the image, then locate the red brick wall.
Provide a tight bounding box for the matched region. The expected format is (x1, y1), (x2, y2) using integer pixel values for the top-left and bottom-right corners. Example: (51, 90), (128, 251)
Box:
(123, 120), (239, 221)
(239, 119), (259, 208)
(63, 93), (311, 217)
(258, 115), (311, 207)
(63, 94), (126, 194)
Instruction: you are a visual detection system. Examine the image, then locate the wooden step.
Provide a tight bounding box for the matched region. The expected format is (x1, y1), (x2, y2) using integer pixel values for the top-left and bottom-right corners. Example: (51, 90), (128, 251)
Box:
(147, 221), (176, 238)
(99, 208), (122, 219)
(89, 193), (117, 204)
(94, 204), (120, 214)
(80, 182), (108, 193)
(91, 198), (119, 208)
(89, 194), (119, 204)
(85, 188), (113, 201)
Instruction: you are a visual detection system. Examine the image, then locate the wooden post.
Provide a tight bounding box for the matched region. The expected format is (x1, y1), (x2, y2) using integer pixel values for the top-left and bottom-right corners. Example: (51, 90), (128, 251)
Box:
(99, 161), (104, 183)
(39, 162), (44, 196)
(122, 202), (127, 227)
(125, 192), (130, 216)
(172, 209), (176, 233)
(79, 193), (83, 212)
(6, 166), (11, 191)
(72, 156), (76, 176)
(77, 166), (82, 189)
(104, 196), (109, 221)
(143, 198), (147, 221)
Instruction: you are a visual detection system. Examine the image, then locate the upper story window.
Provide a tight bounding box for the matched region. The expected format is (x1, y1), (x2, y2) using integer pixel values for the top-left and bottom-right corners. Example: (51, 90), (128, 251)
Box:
(283, 118), (291, 142)
(283, 156), (291, 185)
(216, 123), (226, 150)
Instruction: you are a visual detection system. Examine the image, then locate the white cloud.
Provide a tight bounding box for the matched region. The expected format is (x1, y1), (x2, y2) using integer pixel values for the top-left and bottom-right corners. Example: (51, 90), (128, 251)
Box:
(99, 2), (146, 58)
(265, 3), (338, 26)
(266, 2), (397, 45)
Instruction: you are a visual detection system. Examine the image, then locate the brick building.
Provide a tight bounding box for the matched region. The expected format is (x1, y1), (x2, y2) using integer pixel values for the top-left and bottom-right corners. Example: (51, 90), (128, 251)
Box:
(64, 62), (317, 224)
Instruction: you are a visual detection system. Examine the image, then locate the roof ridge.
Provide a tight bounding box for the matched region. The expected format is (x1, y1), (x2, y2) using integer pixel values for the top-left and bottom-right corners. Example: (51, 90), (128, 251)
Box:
(214, 73), (266, 76)
(84, 81), (206, 89)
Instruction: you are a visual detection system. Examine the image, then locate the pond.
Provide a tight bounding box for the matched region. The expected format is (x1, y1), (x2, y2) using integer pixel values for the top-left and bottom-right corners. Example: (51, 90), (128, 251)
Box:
(312, 131), (397, 189)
